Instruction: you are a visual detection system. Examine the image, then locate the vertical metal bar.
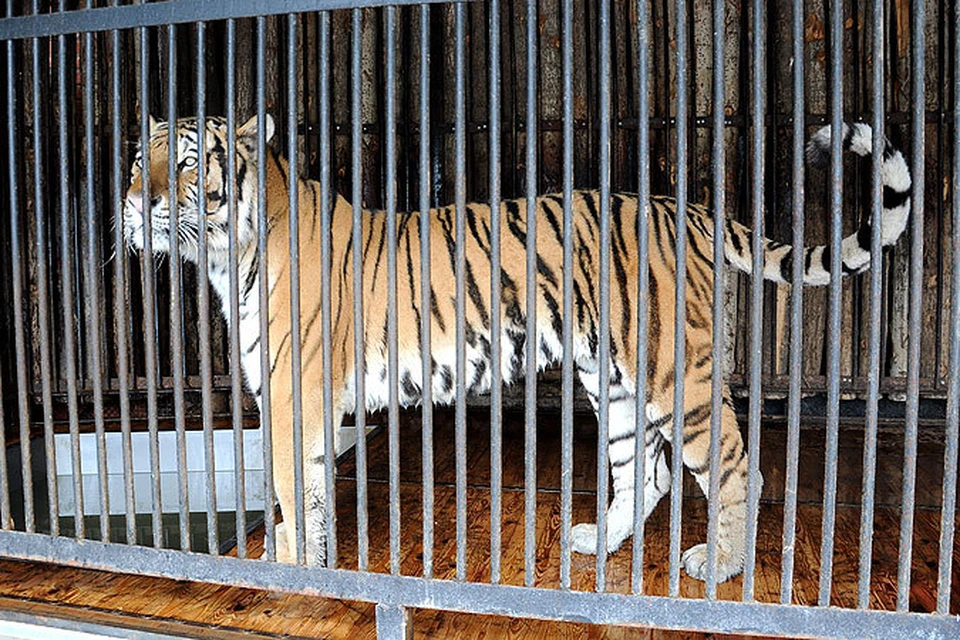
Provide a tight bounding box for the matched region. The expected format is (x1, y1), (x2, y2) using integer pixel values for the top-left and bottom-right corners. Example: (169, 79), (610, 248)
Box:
(630, 0), (650, 596)
(779, 0), (805, 604)
(418, 3), (434, 580)
(139, 22), (164, 550)
(6, 8), (33, 533)
(857, 0), (885, 609)
(897, 0), (926, 610)
(374, 603), (412, 640)
(31, 0), (53, 537)
(595, 0), (612, 593)
(58, 0), (84, 541)
(195, 20), (219, 554)
(288, 11), (307, 566)
(818, 0), (845, 604)
(112, 15), (136, 546)
(0, 1), (13, 532)
(350, 7), (369, 571)
(256, 14), (275, 563)
(318, 9), (337, 569)
(704, 0), (727, 598)
(166, 23), (190, 553)
(84, 27), (110, 543)
(937, 0), (960, 610)
(385, 4), (401, 577)
(559, 0), (575, 593)
(669, 0), (690, 597)
(523, 0), (538, 589)
(454, 0), (468, 582)
(0, 372), (8, 530)
(225, 17), (247, 560)
(488, 0), (504, 587)
(741, 0), (765, 601)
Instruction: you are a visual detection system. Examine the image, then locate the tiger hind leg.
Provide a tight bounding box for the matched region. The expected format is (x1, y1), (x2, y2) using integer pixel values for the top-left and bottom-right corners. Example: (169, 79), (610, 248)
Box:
(571, 370), (671, 555)
(659, 380), (757, 583)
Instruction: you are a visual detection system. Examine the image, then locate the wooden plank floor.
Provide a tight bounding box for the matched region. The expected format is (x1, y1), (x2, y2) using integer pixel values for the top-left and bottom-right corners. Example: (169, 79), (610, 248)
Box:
(0, 409), (956, 638)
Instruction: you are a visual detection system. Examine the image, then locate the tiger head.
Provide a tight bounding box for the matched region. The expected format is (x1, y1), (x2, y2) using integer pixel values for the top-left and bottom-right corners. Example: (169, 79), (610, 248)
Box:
(123, 114), (275, 264)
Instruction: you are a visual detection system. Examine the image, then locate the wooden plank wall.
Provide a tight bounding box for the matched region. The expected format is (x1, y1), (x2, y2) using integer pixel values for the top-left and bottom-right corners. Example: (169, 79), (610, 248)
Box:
(0, 0), (955, 438)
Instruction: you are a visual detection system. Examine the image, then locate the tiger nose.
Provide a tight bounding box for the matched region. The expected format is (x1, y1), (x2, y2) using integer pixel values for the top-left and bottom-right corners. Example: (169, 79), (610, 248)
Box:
(126, 192), (161, 213)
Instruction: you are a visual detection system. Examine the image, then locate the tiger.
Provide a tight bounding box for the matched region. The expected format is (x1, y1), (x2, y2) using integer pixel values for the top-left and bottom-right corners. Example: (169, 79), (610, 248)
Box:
(123, 114), (911, 583)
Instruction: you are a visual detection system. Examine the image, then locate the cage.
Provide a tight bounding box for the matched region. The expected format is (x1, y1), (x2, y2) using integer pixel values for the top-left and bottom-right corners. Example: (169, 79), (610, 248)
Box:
(0, 0), (957, 637)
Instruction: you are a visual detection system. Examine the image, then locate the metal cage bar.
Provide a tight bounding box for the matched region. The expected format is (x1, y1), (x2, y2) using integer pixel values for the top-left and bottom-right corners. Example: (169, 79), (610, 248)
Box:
(779, 0), (806, 604)
(741, 0), (765, 601)
(350, 7), (369, 571)
(897, 0), (926, 610)
(256, 13), (276, 564)
(83, 23), (111, 544)
(138, 22), (164, 549)
(418, 2), (435, 582)
(319, 8), (338, 570)
(560, 0), (576, 593)
(288, 10), (307, 566)
(595, 0), (612, 593)
(705, 0), (727, 597)
(630, 0), (651, 597)
(668, 0), (690, 597)
(165, 22), (191, 553)
(0, 1), (955, 638)
(195, 18), (220, 556)
(111, 9), (137, 547)
(488, 0), (504, 588)
(225, 17), (248, 560)
(453, 0), (468, 582)
(857, 0), (886, 609)
(937, 0), (960, 613)
(384, 4), (401, 577)
(522, 0), (538, 589)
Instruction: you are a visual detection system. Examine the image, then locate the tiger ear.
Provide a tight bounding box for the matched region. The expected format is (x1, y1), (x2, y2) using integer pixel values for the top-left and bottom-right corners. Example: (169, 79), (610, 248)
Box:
(148, 115), (161, 131)
(237, 114), (275, 145)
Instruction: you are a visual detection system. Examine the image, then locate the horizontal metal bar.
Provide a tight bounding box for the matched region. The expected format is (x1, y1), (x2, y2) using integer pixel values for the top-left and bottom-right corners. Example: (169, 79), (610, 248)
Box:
(0, 606), (183, 640)
(0, 0), (462, 40)
(0, 532), (957, 639)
